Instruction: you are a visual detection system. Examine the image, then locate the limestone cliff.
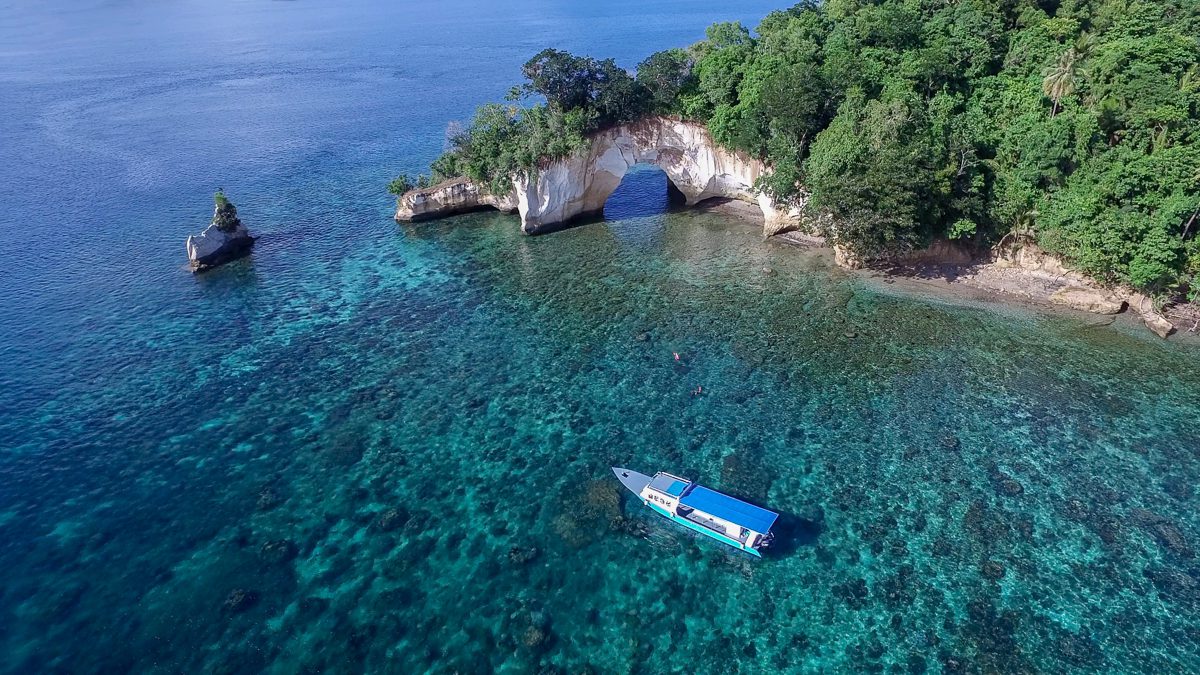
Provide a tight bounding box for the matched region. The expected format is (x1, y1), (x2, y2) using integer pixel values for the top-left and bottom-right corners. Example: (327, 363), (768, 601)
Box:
(395, 178), (518, 221)
(991, 242), (1173, 337)
(394, 117), (806, 236)
(186, 193), (255, 272)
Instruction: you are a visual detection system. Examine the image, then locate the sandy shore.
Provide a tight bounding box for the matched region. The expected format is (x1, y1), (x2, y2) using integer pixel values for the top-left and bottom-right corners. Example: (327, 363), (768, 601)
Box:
(750, 218), (1200, 342)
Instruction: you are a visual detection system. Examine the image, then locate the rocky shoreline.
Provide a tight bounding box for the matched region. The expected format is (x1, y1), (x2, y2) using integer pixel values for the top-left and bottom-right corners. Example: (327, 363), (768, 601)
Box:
(770, 228), (1196, 340)
(693, 198), (1196, 340)
(394, 110), (1193, 340)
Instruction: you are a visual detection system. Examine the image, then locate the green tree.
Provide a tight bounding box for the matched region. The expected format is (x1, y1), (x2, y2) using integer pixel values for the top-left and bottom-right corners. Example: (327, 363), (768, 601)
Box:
(636, 49), (696, 115)
(520, 49), (600, 111)
(387, 175), (414, 196)
(690, 22), (756, 122)
(806, 88), (943, 257)
(518, 49), (648, 128)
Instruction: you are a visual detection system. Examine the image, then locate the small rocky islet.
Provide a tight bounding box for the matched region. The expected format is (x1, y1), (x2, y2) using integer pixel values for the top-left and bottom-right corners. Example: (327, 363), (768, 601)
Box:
(185, 190), (255, 272)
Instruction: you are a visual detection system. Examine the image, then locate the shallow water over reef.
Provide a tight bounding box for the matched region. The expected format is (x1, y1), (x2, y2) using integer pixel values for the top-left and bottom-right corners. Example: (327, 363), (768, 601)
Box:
(5, 199), (1200, 673)
(2, 0), (1200, 672)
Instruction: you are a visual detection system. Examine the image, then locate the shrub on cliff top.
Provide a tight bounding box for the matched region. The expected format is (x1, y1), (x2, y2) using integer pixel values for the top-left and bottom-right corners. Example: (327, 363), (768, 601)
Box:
(211, 189), (242, 233)
(426, 49), (655, 196)
(387, 174), (432, 197)
(387, 175), (414, 197)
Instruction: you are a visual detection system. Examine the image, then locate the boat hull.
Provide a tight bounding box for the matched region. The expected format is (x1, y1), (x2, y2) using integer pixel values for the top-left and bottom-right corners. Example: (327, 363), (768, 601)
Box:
(647, 502), (763, 557)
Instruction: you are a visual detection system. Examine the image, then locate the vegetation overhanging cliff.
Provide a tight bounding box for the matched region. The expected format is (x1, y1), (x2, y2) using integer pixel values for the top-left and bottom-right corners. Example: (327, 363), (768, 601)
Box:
(392, 0), (1199, 306)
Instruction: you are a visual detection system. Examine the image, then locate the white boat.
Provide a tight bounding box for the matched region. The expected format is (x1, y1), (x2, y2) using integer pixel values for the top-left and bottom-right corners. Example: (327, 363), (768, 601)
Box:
(612, 467), (778, 557)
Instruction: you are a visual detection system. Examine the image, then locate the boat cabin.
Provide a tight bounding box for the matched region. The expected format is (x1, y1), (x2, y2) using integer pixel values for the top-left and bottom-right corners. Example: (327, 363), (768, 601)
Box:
(638, 471), (778, 554)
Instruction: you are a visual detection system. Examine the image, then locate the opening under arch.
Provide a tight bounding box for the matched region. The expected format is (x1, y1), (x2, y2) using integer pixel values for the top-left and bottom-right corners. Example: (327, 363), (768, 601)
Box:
(602, 163), (688, 222)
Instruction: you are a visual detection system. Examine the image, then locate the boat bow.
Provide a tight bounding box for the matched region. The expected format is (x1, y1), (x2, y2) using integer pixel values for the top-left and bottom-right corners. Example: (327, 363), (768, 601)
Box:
(611, 467), (652, 496)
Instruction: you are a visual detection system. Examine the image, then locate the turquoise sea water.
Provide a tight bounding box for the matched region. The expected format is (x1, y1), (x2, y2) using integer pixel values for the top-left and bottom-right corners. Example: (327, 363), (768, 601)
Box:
(2, 1), (1199, 673)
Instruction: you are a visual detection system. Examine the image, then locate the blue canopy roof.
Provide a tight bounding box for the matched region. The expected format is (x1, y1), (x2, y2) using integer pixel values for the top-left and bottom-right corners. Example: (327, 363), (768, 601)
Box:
(679, 485), (778, 534)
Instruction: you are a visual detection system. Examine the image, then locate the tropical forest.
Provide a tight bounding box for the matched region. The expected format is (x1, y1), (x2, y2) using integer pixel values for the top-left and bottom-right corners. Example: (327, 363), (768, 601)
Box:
(406, 0), (1200, 299)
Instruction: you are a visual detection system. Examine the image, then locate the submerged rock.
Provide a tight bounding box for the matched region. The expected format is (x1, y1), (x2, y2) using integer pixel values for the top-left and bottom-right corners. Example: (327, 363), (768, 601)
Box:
(719, 448), (771, 501)
(256, 487), (282, 511)
(610, 516), (649, 538)
(963, 500), (1012, 543)
(222, 588), (260, 613)
(553, 480), (623, 548)
(1130, 508), (1193, 558)
(981, 560), (1007, 581)
(373, 507), (408, 532)
(833, 577), (870, 610)
(186, 190), (255, 272)
(507, 545), (540, 566)
(987, 467), (1025, 497)
(1144, 566), (1200, 607)
(259, 539), (298, 566)
(1053, 628), (1102, 667)
(513, 608), (555, 654)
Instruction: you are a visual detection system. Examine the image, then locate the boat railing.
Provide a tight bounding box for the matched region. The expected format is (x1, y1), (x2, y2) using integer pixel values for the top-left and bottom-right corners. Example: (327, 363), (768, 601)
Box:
(681, 509), (753, 543)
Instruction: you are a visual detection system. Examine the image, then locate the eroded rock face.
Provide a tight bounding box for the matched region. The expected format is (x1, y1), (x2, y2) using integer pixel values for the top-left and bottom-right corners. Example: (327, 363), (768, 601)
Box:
(758, 193), (810, 237)
(515, 117), (800, 234)
(186, 196), (254, 272)
(1127, 292), (1176, 339)
(833, 245), (862, 269)
(395, 178), (518, 222)
(992, 242), (1074, 276)
(996, 242), (1175, 337)
(1049, 286), (1127, 315)
(395, 117), (807, 236)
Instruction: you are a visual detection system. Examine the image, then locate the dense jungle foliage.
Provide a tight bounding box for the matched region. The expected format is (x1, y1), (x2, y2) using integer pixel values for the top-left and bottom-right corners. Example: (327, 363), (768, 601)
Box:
(398, 0), (1200, 295)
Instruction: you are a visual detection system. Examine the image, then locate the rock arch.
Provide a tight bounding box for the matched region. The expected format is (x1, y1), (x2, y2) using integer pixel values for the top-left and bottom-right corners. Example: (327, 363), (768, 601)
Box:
(396, 116), (804, 235)
(517, 117), (761, 232)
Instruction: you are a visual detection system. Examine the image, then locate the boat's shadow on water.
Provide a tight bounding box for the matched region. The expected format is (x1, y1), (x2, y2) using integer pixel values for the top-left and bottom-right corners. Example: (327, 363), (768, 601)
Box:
(764, 511), (823, 558)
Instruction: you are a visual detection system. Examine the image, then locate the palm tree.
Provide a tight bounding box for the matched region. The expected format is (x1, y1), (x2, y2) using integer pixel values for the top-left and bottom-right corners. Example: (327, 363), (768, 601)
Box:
(1043, 49), (1081, 118)
(997, 209), (1038, 254)
(1182, 167), (1200, 240)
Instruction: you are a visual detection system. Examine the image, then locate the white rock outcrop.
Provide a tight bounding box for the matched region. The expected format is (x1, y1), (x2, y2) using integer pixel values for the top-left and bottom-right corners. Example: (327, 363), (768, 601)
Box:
(186, 223), (253, 268)
(1048, 286), (1127, 315)
(186, 196), (254, 272)
(1127, 293), (1177, 338)
(391, 118), (1182, 338)
(395, 117), (806, 236)
(395, 178), (518, 221)
(994, 241), (1175, 337)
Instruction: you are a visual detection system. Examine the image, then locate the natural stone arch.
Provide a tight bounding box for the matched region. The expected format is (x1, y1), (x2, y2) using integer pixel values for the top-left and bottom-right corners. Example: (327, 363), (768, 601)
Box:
(396, 116), (805, 236)
(516, 117), (774, 233)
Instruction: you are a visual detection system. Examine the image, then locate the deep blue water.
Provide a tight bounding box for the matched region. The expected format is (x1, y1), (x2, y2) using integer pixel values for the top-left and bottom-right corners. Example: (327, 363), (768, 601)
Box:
(2, 1), (1200, 673)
